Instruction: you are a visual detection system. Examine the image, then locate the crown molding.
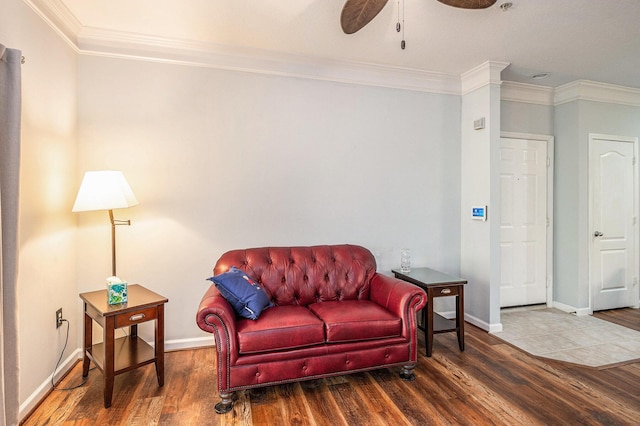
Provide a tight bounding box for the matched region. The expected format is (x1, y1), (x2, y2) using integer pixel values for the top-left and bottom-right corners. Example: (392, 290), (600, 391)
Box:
(501, 81), (554, 106)
(77, 27), (462, 95)
(554, 80), (640, 107)
(23, 0), (81, 50)
(460, 61), (510, 95)
(501, 80), (640, 107)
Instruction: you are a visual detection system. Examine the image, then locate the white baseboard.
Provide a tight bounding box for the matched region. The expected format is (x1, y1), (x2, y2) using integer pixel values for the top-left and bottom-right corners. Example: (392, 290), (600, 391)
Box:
(437, 310), (502, 333)
(574, 308), (592, 316)
(552, 301), (592, 316)
(466, 312), (502, 333)
(19, 348), (83, 422)
(438, 310), (456, 320)
(165, 336), (215, 351)
(487, 321), (503, 333)
(19, 336), (215, 422)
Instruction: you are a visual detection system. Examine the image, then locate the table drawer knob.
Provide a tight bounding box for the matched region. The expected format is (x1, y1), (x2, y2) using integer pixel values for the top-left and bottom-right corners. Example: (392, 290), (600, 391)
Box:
(129, 313), (146, 322)
(440, 288), (452, 295)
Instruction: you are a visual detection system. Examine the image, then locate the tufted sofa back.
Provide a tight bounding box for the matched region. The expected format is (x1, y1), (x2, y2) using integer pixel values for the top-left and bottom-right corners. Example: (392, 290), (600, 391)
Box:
(213, 245), (377, 307)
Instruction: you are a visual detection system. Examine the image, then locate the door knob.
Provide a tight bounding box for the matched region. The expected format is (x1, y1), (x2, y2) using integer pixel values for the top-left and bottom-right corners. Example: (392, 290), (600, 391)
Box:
(594, 231), (603, 237)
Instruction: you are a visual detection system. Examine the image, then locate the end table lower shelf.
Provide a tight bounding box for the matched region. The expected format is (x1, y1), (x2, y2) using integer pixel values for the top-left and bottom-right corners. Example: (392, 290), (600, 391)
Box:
(87, 336), (157, 374)
(432, 312), (457, 333)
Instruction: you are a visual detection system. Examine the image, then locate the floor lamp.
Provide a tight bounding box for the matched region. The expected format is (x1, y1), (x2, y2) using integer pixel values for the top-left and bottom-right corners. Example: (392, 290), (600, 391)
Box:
(72, 170), (139, 277)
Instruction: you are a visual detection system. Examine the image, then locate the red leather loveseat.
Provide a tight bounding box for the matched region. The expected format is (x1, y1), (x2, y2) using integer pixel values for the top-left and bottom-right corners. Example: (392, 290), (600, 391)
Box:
(196, 244), (427, 413)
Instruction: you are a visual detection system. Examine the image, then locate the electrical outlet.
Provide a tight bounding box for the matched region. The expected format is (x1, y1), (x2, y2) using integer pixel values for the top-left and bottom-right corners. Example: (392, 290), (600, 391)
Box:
(56, 308), (63, 328)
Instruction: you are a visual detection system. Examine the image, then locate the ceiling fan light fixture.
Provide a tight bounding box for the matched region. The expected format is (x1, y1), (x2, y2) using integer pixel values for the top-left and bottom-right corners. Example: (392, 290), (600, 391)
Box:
(437, 0), (497, 9)
(531, 72), (551, 80)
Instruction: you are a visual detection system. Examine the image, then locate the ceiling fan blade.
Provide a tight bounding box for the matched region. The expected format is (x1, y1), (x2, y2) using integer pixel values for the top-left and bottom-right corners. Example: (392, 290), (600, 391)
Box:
(341, 0), (390, 34)
(437, 0), (497, 9)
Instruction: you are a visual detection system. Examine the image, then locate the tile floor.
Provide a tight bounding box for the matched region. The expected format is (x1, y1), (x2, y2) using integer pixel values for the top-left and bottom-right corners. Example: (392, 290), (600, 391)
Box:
(491, 307), (640, 368)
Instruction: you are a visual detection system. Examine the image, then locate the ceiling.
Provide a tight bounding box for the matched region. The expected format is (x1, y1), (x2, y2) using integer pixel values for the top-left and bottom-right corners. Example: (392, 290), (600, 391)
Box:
(57, 0), (640, 89)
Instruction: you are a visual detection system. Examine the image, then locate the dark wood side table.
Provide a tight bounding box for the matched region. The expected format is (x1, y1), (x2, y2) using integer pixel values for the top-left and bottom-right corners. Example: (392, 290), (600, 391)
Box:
(392, 267), (466, 357)
(80, 284), (168, 408)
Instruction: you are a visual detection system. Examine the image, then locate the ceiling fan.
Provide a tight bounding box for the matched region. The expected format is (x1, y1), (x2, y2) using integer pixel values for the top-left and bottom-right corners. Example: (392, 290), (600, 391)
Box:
(341, 0), (497, 34)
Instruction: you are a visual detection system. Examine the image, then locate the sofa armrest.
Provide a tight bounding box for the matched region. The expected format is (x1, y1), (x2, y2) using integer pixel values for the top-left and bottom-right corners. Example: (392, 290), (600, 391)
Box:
(196, 285), (239, 378)
(370, 273), (427, 337)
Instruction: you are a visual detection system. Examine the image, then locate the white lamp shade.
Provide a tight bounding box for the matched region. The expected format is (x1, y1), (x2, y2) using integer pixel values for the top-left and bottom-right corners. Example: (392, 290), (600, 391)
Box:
(72, 171), (139, 212)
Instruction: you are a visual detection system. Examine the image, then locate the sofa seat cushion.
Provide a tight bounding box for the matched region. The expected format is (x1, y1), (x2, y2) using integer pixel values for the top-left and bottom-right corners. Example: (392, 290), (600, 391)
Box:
(236, 305), (325, 354)
(308, 300), (402, 343)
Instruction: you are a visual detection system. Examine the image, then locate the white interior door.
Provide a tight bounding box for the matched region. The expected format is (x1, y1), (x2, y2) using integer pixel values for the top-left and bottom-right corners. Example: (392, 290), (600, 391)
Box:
(589, 134), (639, 311)
(500, 137), (548, 307)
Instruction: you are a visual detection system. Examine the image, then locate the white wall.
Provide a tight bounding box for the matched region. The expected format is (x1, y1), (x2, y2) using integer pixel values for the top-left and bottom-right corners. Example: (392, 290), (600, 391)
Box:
(76, 55), (463, 346)
(460, 85), (492, 329)
(0, 0), (78, 418)
(554, 101), (581, 308)
(459, 62), (505, 331)
(501, 100), (554, 136)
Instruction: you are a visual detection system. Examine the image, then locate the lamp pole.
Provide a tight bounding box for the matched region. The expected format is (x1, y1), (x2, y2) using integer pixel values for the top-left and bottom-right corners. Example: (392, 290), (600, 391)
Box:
(108, 209), (131, 277)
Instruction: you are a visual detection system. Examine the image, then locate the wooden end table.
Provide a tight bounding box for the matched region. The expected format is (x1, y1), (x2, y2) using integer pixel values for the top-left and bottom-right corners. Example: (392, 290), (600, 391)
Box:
(392, 267), (466, 357)
(80, 284), (168, 408)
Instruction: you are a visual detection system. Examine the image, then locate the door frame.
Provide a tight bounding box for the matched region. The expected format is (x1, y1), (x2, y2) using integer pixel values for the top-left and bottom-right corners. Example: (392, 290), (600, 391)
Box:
(588, 133), (640, 311)
(501, 132), (555, 306)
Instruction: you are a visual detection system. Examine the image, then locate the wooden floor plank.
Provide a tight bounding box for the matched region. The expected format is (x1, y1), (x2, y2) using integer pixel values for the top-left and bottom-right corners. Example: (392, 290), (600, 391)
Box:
(350, 371), (411, 425)
(298, 379), (348, 426)
(21, 308), (640, 425)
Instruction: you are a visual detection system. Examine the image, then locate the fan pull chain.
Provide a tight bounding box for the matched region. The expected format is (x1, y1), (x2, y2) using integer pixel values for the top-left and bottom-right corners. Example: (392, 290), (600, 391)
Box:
(397, 0), (406, 50)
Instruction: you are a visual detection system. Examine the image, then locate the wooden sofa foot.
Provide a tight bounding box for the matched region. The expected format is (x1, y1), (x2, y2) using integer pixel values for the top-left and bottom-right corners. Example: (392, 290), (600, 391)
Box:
(214, 392), (236, 414)
(399, 365), (416, 381)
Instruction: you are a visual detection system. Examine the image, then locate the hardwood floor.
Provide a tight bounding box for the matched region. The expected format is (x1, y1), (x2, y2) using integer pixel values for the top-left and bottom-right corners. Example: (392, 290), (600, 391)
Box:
(22, 308), (640, 425)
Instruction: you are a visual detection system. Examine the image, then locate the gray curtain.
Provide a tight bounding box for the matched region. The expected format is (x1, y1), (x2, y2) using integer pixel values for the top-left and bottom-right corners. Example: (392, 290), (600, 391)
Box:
(0, 44), (22, 426)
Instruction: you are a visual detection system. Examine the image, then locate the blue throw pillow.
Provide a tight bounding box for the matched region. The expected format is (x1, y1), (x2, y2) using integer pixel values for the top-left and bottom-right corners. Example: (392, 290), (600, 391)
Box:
(207, 267), (272, 320)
